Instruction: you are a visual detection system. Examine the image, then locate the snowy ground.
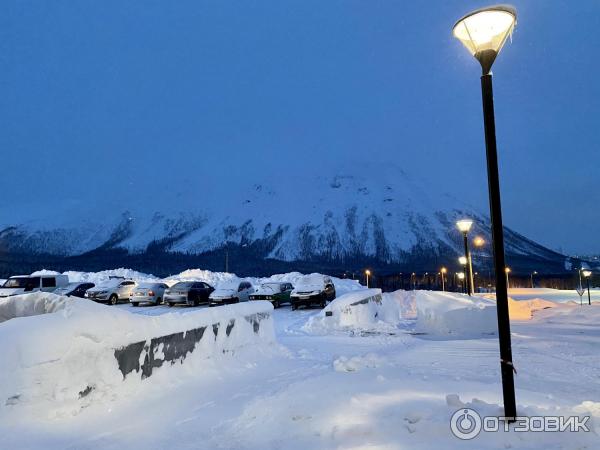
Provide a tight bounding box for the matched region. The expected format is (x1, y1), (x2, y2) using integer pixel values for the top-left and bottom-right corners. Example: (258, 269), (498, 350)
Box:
(1, 282), (599, 449)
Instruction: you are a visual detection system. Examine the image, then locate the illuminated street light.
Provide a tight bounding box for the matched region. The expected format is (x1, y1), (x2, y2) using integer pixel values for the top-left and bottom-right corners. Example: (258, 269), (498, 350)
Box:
(474, 236), (485, 247)
(456, 220), (474, 295)
(583, 270), (592, 305)
(505, 267), (511, 289)
(365, 269), (371, 288)
(530, 270), (538, 289)
(453, 4), (518, 421)
(441, 267), (447, 291)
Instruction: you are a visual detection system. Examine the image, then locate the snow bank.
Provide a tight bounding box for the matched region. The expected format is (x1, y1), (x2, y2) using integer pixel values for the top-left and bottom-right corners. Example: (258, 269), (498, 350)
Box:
(0, 293), (275, 415)
(303, 289), (400, 334)
(0, 292), (70, 323)
(415, 291), (497, 336)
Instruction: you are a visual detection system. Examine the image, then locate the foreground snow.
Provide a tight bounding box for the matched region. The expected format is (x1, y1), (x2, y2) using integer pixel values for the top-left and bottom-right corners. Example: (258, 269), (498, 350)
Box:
(1, 277), (599, 449)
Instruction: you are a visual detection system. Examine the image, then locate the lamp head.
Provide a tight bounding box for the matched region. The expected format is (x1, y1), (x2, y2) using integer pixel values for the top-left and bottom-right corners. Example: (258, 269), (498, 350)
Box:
(457, 272), (465, 280)
(456, 219), (474, 234)
(473, 236), (485, 247)
(583, 270), (592, 278)
(453, 5), (517, 75)
(365, 269), (371, 275)
(458, 256), (468, 266)
(505, 267), (511, 274)
(441, 267), (448, 274)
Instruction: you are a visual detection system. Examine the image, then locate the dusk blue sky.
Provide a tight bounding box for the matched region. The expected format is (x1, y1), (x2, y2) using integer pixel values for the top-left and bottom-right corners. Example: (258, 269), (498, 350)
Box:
(1, 1), (599, 255)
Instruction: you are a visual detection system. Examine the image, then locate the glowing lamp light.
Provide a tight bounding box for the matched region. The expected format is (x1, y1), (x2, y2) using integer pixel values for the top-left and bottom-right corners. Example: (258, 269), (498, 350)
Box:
(473, 236), (485, 247)
(505, 267), (511, 274)
(582, 270), (592, 278)
(459, 256), (468, 266)
(441, 267), (448, 274)
(453, 5), (517, 74)
(456, 219), (474, 234)
(457, 273), (465, 280)
(365, 269), (371, 276)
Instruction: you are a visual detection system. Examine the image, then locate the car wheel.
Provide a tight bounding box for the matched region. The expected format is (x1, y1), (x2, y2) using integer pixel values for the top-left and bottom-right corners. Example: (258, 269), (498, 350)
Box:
(132, 302), (139, 307)
(156, 297), (162, 305)
(109, 294), (118, 306)
(167, 302), (174, 307)
(291, 303), (297, 311)
(274, 299), (280, 309)
(193, 299), (199, 307)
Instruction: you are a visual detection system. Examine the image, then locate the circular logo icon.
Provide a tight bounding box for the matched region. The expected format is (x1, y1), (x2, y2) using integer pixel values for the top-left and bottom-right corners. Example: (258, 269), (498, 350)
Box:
(450, 408), (482, 440)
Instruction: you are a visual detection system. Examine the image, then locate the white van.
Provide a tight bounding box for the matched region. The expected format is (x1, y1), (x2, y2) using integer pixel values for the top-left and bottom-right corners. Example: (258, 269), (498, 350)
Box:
(0, 274), (69, 298)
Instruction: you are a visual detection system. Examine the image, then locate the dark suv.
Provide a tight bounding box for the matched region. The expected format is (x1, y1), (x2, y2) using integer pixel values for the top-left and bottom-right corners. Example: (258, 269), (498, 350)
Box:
(164, 281), (214, 307)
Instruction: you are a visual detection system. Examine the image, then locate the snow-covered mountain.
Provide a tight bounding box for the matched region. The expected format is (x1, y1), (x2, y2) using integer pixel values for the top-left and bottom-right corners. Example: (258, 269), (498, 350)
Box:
(0, 163), (566, 273)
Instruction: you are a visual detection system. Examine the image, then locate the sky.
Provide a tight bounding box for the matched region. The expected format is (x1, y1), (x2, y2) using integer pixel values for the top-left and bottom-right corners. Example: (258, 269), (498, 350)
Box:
(1, 0), (599, 255)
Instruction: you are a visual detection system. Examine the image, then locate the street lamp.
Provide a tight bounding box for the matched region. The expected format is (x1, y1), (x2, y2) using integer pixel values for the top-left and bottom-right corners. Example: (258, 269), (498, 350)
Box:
(583, 270), (592, 305)
(458, 256), (468, 294)
(453, 4), (518, 420)
(441, 267), (447, 291)
(530, 270), (538, 289)
(457, 272), (466, 294)
(505, 267), (511, 289)
(457, 219), (475, 295)
(365, 269), (371, 288)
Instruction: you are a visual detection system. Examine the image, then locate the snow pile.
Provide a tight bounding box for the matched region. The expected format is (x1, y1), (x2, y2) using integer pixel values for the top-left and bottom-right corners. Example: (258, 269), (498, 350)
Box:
(415, 291), (498, 336)
(0, 292), (70, 323)
(0, 293), (275, 415)
(303, 289), (400, 335)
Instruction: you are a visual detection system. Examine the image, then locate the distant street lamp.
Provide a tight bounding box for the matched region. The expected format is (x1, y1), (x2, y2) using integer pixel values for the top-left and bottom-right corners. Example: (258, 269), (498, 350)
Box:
(365, 269), (371, 288)
(411, 272), (416, 290)
(453, 4), (518, 420)
(457, 219), (475, 295)
(505, 267), (511, 289)
(457, 272), (466, 293)
(530, 271), (538, 289)
(583, 270), (592, 305)
(441, 267), (447, 291)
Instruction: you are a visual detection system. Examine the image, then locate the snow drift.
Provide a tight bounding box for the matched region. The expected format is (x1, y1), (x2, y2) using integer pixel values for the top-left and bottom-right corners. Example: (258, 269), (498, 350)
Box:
(303, 289), (401, 335)
(0, 293), (275, 415)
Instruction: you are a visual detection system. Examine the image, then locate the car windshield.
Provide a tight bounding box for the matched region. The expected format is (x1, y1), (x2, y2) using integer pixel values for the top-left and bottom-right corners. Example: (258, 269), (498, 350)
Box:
(218, 281), (239, 291)
(95, 279), (121, 289)
(260, 283), (282, 292)
(137, 283), (157, 289)
(2, 277), (34, 288)
(171, 282), (193, 290)
(295, 276), (324, 289)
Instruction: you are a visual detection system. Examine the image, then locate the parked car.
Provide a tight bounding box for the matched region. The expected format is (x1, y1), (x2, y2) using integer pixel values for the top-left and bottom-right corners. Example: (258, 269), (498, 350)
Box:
(209, 280), (254, 307)
(0, 274), (69, 298)
(164, 281), (214, 307)
(129, 282), (169, 306)
(290, 275), (336, 310)
(54, 282), (95, 298)
(249, 282), (293, 308)
(85, 279), (137, 305)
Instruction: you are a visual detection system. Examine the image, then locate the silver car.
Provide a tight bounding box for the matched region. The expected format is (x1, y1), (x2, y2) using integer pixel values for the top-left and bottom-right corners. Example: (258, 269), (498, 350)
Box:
(85, 279), (137, 305)
(209, 280), (254, 307)
(129, 282), (169, 306)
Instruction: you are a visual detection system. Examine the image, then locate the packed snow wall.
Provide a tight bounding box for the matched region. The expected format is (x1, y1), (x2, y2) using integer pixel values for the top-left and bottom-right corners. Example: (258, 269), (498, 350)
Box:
(0, 293), (275, 413)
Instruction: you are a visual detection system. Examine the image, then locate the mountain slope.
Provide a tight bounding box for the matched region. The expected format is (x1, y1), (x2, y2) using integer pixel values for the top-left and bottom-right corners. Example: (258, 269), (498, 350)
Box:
(0, 164), (567, 274)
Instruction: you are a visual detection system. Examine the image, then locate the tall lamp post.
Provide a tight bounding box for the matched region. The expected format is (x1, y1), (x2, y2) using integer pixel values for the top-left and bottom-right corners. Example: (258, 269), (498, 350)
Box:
(441, 267), (447, 291)
(365, 269), (371, 288)
(457, 219), (475, 295)
(457, 272), (466, 293)
(530, 270), (538, 289)
(453, 5), (518, 420)
(505, 267), (511, 289)
(458, 256), (468, 294)
(583, 270), (592, 305)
